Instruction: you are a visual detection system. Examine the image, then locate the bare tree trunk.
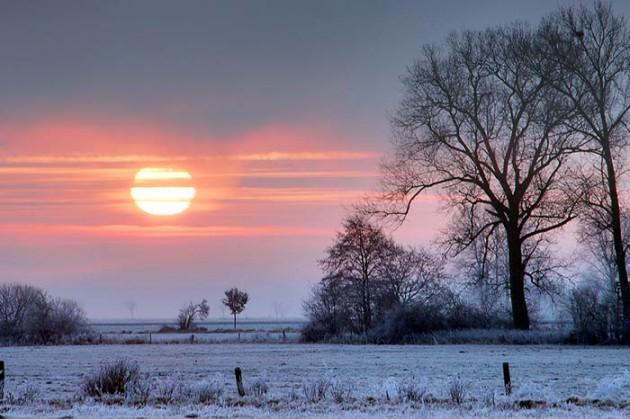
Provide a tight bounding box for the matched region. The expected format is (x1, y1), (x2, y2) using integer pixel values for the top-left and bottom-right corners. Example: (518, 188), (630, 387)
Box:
(365, 279), (371, 332)
(233, 312), (237, 329)
(602, 146), (630, 339)
(507, 226), (529, 330)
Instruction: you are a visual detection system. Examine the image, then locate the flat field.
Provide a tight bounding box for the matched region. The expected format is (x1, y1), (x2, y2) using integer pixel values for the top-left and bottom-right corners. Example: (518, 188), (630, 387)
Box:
(1, 344), (629, 418)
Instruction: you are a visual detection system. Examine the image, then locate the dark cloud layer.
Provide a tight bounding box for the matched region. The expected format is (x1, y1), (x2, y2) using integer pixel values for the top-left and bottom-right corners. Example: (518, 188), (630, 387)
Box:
(4, 0), (625, 141)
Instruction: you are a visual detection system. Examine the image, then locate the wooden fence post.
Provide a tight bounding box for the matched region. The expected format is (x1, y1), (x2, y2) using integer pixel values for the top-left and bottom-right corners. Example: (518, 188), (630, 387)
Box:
(0, 360), (5, 402)
(502, 362), (512, 396)
(234, 367), (245, 397)
(149, 333), (152, 344)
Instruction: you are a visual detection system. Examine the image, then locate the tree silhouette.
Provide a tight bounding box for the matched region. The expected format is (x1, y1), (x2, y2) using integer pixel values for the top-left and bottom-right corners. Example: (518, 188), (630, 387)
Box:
(177, 299), (209, 330)
(539, 1), (630, 340)
(222, 288), (249, 329)
(375, 24), (586, 329)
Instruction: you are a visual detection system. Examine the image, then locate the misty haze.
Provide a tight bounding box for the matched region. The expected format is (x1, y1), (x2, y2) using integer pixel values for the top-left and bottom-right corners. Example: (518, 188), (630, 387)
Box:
(1, 1), (630, 418)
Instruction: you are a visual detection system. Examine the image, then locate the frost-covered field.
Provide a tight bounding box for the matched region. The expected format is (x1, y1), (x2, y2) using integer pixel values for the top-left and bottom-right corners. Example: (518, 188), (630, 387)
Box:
(1, 344), (629, 418)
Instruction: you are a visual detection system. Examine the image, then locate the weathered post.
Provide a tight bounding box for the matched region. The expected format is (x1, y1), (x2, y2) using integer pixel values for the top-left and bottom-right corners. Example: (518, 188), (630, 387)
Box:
(149, 333), (152, 344)
(99, 334), (102, 344)
(502, 362), (512, 395)
(234, 367), (245, 397)
(0, 360), (5, 402)
(190, 334), (195, 344)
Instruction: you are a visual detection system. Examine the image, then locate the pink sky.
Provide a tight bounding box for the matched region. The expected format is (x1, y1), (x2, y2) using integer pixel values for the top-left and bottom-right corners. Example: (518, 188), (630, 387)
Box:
(0, 116), (441, 318)
(1, 0), (602, 319)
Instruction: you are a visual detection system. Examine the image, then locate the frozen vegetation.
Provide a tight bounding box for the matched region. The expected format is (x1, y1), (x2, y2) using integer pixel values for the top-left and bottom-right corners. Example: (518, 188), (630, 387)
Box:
(0, 344), (629, 417)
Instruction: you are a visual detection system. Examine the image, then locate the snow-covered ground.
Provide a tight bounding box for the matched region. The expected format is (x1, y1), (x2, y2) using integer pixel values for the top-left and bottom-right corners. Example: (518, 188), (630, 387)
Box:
(0, 344), (629, 418)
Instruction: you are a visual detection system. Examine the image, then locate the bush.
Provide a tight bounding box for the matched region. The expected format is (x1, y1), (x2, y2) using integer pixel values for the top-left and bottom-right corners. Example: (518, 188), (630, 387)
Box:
(371, 303), (446, 343)
(445, 300), (509, 329)
(249, 378), (269, 398)
(82, 359), (141, 398)
(154, 380), (180, 404)
(568, 285), (612, 344)
(23, 298), (88, 344)
(158, 325), (177, 333)
(5, 385), (39, 405)
(329, 379), (352, 403)
(300, 320), (332, 343)
(0, 283), (89, 345)
(398, 380), (427, 402)
(182, 381), (223, 404)
(125, 379), (151, 405)
(448, 376), (466, 404)
(369, 300), (510, 344)
(302, 378), (330, 402)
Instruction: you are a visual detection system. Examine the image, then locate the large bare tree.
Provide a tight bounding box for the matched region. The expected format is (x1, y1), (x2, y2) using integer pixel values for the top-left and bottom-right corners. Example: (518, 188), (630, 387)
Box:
(378, 24), (585, 329)
(538, 1), (630, 339)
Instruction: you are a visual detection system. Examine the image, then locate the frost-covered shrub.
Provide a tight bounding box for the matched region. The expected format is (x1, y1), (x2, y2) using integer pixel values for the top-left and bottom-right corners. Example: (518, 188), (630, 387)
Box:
(479, 385), (496, 407)
(125, 378), (151, 405)
(154, 380), (181, 404)
(248, 378), (269, 399)
(179, 381), (223, 404)
(371, 303), (446, 343)
(448, 377), (466, 405)
(445, 300), (509, 330)
(513, 381), (555, 402)
(6, 385), (39, 405)
(370, 299), (509, 344)
(303, 378), (330, 402)
(152, 379), (223, 405)
(329, 378), (352, 403)
(398, 379), (428, 402)
(81, 358), (140, 398)
(568, 285), (612, 344)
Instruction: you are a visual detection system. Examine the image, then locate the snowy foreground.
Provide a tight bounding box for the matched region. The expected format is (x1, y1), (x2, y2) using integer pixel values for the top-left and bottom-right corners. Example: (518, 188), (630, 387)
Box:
(0, 344), (629, 418)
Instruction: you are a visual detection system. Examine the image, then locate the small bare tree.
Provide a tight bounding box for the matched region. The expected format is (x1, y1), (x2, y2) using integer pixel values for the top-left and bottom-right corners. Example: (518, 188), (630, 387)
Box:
(320, 215), (393, 334)
(177, 299), (209, 330)
(124, 301), (137, 320)
(303, 274), (352, 338)
(222, 288), (249, 329)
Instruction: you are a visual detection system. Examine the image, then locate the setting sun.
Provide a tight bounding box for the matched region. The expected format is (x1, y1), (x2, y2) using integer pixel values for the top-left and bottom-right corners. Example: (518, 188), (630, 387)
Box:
(131, 167), (196, 216)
